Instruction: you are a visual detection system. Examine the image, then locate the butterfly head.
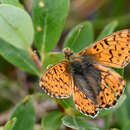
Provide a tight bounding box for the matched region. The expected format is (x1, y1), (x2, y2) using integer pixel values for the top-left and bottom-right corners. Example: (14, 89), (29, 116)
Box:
(63, 48), (74, 60)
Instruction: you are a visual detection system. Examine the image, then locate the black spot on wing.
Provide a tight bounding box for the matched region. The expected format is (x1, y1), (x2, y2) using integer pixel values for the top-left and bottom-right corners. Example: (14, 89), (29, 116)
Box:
(104, 39), (109, 46)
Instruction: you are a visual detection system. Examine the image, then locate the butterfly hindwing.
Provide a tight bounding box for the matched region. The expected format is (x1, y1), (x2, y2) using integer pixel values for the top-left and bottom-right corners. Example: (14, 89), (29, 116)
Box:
(94, 64), (125, 108)
(72, 84), (98, 117)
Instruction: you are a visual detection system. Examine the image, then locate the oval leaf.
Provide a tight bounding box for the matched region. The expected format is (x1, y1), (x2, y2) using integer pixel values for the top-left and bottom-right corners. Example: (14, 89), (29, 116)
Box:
(3, 118), (16, 130)
(62, 115), (99, 130)
(64, 21), (94, 52)
(42, 52), (64, 71)
(9, 101), (35, 130)
(0, 38), (40, 76)
(57, 96), (75, 109)
(114, 96), (128, 127)
(0, 4), (33, 50)
(42, 111), (63, 130)
(96, 21), (118, 40)
(123, 121), (130, 130)
(32, 0), (70, 52)
(1, 0), (23, 8)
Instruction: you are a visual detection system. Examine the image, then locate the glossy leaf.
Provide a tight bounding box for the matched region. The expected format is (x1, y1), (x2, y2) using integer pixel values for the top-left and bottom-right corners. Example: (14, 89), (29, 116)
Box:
(9, 101), (35, 130)
(0, 38), (40, 76)
(1, 0), (23, 8)
(114, 95), (128, 127)
(64, 21), (94, 52)
(96, 21), (118, 40)
(3, 118), (16, 130)
(123, 121), (130, 130)
(42, 52), (64, 71)
(42, 111), (63, 130)
(0, 4), (33, 50)
(32, 0), (70, 52)
(57, 96), (75, 109)
(62, 115), (99, 130)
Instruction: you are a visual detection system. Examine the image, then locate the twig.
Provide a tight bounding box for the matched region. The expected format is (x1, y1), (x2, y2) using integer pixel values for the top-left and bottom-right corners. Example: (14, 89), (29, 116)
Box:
(31, 50), (42, 71)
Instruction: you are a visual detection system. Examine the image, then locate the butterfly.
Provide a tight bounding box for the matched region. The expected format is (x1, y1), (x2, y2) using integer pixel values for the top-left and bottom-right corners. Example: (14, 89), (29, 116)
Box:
(39, 29), (130, 118)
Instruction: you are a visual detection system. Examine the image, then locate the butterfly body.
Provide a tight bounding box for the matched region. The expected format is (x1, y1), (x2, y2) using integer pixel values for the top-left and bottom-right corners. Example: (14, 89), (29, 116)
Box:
(40, 29), (130, 117)
(67, 51), (101, 105)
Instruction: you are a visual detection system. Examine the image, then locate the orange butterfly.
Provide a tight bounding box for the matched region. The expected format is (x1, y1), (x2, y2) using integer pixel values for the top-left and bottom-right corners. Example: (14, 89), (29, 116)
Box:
(39, 29), (130, 118)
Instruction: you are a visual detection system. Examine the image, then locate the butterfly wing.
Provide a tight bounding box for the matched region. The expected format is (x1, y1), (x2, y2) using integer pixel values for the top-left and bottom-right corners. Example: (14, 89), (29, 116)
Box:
(93, 64), (125, 109)
(72, 63), (125, 117)
(40, 60), (72, 98)
(78, 29), (130, 68)
(72, 83), (98, 117)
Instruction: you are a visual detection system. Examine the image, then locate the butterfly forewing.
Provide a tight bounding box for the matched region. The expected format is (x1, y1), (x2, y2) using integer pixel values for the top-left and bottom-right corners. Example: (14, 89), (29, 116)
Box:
(40, 60), (72, 98)
(78, 29), (130, 68)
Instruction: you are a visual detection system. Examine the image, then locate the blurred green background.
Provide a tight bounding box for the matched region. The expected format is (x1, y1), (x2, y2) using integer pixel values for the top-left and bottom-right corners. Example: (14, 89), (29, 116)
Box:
(0, 0), (130, 130)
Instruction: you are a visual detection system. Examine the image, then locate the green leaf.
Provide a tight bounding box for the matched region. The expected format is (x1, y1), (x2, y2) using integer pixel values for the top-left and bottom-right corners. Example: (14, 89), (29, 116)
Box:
(96, 21), (118, 40)
(125, 84), (130, 118)
(123, 121), (130, 130)
(3, 118), (16, 130)
(64, 21), (94, 52)
(9, 100), (35, 130)
(42, 111), (63, 130)
(32, 0), (70, 52)
(0, 4), (33, 50)
(113, 68), (124, 76)
(62, 116), (99, 130)
(110, 129), (120, 130)
(42, 52), (64, 71)
(1, 0), (23, 8)
(114, 95), (128, 127)
(0, 38), (40, 76)
(58, 96), (75, 109)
